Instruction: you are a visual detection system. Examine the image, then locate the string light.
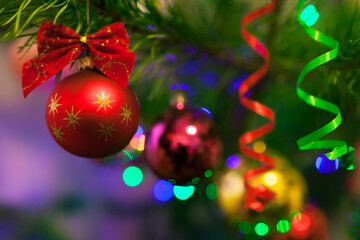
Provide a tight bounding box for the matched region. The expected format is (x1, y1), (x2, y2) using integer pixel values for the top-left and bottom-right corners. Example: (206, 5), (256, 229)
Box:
(123, 166), (143, 187)
(277, 220), (290, 233)
(206, 183), (218, 200)
(204, 169), (213, 178)
(153, 180), (174, 202)
(255, 222), (269, 236)
(226, 155), (241, 168)
(239, 222), (252, 234)
(173, 185), (195, 200)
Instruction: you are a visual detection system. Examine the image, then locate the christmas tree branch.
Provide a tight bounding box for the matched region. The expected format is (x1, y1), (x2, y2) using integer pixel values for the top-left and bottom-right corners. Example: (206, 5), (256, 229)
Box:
(0, 0), (358, 108)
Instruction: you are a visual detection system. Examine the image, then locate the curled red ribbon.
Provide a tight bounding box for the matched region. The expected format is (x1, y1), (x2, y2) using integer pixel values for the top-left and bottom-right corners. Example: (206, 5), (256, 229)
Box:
(22, 21), (136, 97)
(239, 0), (277, 212)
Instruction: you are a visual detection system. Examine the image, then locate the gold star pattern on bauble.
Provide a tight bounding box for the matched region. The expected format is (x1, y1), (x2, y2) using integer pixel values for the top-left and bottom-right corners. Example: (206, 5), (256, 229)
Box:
(51, 122), (65, 142)
(95, 119), (116, 142)
(119, 103), (133, 126)
(92, 91), (115, 113)
(63, 106), (82, 130)
(48, 93), (62, 117)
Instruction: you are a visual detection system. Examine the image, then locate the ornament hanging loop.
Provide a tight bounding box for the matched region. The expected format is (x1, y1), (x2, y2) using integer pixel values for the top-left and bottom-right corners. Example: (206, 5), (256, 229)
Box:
(80, 56), (95, 70)
(80, 36), (87, 43)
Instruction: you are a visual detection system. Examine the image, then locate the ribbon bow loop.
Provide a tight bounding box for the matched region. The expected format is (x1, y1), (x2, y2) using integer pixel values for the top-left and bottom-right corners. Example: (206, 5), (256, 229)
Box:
(22, 21), (135, 97)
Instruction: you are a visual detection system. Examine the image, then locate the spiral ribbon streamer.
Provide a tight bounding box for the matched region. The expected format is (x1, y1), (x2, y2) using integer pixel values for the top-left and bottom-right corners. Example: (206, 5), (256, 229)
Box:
(239, 0), (277, 212)
(296, 0), (352, 166)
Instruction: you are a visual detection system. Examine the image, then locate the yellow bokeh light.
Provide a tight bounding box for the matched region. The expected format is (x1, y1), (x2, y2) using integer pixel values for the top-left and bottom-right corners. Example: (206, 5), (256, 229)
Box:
(130, 136), (140, 149)
(253, 141), (266, 153)
(137, 135), (145, 151)
(264, 173), (277, 186)
(217, 171), (245, 213)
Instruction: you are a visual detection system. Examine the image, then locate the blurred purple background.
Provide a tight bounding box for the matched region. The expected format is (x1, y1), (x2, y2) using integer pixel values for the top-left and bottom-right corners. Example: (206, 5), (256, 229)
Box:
(0, 42), (179, 240)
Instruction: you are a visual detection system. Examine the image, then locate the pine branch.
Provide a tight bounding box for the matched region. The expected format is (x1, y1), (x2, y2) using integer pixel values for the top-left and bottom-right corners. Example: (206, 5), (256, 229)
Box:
(0, 0), (359, 111)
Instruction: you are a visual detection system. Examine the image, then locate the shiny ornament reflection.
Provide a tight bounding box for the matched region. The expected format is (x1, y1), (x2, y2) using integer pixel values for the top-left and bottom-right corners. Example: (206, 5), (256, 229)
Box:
(144, 107), (222, 185)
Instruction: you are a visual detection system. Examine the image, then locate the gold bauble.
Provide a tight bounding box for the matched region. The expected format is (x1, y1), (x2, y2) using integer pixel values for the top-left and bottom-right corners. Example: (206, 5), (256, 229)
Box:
(216, 151), (307, 227)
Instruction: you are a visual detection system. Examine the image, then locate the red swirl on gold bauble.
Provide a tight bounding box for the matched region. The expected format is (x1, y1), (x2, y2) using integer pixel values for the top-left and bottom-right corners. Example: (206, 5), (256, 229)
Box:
(45, 70), (140, 158)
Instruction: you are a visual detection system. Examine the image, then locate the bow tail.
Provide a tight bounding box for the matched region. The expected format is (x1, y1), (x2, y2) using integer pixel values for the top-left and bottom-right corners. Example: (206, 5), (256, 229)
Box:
(89, 45), (136, 89)
(22, 44), (82, 97)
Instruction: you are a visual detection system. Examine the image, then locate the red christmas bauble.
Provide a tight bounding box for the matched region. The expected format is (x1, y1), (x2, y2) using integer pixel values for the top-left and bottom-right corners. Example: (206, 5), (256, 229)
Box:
(45, 70), (140, 158)
(144, 107), (222, 185)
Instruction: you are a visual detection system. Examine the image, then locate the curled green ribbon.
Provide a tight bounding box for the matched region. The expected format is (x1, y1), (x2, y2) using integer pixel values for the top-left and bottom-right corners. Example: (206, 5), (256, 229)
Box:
(296, 0), (351, 163)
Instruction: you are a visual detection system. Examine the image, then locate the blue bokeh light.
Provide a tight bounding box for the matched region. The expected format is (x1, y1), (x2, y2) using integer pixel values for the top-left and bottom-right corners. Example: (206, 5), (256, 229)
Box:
(165, 53), (177, 61)
(233, 74), (249, 90)
(199, 71), (218, 89)
(170, 83), (190, 91)
(153, 180), (174, 202)
(134, 125), (144, 138)
(147, 24), (157, 31)
(227, 74), (249, 95)
(315, 153), (339, 174)
(200, 107), (212, 117)
(226, 155), (241, 168)
(178, 60), (199, 76)
(182, 44), (198, 54)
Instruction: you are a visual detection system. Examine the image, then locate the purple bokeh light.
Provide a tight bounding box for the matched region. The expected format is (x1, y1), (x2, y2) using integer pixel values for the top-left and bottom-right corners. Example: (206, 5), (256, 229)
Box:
(153, 180), (174, 202)
(226, 155), (241, 169)
(199, 71), (218, 89)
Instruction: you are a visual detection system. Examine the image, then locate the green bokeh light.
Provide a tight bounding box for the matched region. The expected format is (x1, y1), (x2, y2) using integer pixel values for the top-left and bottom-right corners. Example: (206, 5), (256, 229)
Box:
(206, 183), (218, 200)
(123, 150), (134, 160)
(347, 164), (355, 170)
(291, 210), (300, 218)
(192, 177), (200, 185)
(239, 222), (252, 234)
(123, 166), (143, 187)
(255, 222), (269, 236)
(205, 169), (213, 178)
(173, 185), (195, 200)
(277, 220), (290, 233)
(168, 179), (176, 184)
(300, 5), (319, 27)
